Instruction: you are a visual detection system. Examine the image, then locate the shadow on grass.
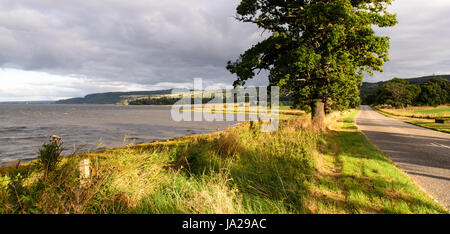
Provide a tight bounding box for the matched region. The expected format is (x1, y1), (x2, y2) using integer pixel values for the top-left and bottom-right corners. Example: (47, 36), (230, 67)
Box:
(185, 135), (314, 213)
(316, 129), (446, 214)
(325, 130), (389, 162)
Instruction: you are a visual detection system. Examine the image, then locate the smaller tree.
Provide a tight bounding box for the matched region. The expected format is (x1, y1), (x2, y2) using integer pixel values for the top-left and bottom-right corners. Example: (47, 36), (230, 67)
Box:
(38, 136), (64, 177)
(375, 78), (418, 108)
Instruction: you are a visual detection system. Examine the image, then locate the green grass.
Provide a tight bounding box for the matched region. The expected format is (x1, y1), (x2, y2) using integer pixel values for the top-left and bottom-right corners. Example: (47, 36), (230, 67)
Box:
(0, 117), (317, 214)
(412, 107), (450, 115)
(0, 111), (446, 214)
(278, 105), (293, 110)
(406, 120), (450, 134)
(376, 105), (450, 119)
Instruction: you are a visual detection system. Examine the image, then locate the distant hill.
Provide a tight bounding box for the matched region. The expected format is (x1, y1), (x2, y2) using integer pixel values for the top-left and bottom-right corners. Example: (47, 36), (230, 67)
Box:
(55, 75), (450, 105)
(401, 75), (450, 84)
(54, 90), (173, 104)
(360, 75), (450, 104)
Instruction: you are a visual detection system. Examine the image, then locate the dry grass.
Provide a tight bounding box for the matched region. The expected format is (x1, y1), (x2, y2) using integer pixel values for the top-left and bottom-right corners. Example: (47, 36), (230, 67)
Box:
(216, 131), (240, 158)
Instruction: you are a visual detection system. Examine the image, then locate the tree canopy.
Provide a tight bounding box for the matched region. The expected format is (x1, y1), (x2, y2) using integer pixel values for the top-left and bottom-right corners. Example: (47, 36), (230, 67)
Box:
(375, 78), (420, 108)
(369, 77), (450, 107)
(227, 0), (397, 117)
(416, 78), (450, 106)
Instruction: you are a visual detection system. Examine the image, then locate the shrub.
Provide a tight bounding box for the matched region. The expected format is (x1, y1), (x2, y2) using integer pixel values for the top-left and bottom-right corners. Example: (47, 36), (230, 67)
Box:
(38, 136), (64, 176)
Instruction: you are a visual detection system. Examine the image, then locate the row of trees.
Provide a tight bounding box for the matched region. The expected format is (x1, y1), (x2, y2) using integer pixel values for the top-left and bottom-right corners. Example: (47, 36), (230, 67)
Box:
(128, 96), (217, 105)
(369, 78), (450, 108)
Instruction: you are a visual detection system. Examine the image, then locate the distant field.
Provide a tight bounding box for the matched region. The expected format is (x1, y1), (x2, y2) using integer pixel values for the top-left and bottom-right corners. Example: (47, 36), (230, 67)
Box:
(412, 107), (450, 115)
(378, 105), (450, 119)
(374, 106), (450, 134)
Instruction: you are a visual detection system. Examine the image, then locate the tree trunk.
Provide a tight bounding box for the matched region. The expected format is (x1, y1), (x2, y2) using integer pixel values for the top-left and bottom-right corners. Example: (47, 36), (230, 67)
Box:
(324, 97), (332, 114)
(311, 99), (325, 128)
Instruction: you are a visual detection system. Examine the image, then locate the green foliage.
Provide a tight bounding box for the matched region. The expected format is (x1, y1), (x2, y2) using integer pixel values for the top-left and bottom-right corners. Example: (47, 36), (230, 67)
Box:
(38, 136), (64, 175)
(361, 75), (450, 105)
(372, 77), (450, 107)
(227, 0), (397, 113)
(1, 170), (42, 214)
(129, 96), (217, 105)
(416, 78), (450, 106)
(375, 78), (420, 108)
(129, 96), (182, 105)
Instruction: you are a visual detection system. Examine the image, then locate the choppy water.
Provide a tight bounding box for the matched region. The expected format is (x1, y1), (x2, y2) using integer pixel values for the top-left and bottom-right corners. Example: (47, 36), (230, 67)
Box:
(0, 104), (237, 166)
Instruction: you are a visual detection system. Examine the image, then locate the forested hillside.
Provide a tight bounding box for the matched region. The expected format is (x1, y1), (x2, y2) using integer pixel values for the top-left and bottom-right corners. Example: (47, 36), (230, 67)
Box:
(360, 75), (450, 105)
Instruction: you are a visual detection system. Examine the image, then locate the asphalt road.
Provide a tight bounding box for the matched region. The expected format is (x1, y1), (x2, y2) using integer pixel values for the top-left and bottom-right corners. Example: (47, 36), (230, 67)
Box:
(355, 105), (450, 210)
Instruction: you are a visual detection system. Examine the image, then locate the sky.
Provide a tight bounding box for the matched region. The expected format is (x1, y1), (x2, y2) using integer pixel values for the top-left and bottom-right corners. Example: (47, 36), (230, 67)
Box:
(0, 0), (449, 101)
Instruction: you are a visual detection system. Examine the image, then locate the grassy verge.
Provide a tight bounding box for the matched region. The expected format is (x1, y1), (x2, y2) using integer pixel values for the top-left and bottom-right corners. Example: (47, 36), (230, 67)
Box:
(406, 120), (450, 134)
(0, 111), (445, 214)
(306, 111), (446, 213)
(373, 107), (450, 134)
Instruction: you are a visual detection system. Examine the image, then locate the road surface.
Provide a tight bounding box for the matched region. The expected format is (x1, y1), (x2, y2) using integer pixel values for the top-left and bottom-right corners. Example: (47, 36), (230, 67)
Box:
(355, 105), (450, 210)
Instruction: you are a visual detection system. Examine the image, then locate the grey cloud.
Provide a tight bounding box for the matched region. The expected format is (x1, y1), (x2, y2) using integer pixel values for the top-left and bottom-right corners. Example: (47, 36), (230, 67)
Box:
(370, 0), (450, 81)
(0, 0), (266, 89)
(0, 0), (449, 100)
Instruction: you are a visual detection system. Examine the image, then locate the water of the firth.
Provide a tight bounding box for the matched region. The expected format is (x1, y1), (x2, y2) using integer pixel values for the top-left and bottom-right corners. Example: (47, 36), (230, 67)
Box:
(0, 104), (237, 166)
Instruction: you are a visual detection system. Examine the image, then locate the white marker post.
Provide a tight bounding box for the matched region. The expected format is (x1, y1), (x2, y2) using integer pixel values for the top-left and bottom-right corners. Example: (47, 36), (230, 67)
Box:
(79, 159), (91, 187)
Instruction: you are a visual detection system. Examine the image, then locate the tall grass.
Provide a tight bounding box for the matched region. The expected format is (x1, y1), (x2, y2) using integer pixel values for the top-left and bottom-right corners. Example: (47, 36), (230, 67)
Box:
(0, 112), (446, 214)
(0, 117), (320, 214)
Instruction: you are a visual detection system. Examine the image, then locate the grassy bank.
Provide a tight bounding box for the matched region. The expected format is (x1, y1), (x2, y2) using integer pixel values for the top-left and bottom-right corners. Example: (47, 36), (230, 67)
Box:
(308, 111), (445, 213)
(0, 111), (445, 214)
(373, 106), (450, 134)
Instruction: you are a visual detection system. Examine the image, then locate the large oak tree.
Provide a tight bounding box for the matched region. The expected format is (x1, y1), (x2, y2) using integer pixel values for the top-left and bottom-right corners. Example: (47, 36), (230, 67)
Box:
(227, 0), (397, 121)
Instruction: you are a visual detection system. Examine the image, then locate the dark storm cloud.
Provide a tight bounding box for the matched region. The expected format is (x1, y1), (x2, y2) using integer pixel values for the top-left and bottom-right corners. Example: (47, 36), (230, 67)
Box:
(0, 0), (266, 88)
